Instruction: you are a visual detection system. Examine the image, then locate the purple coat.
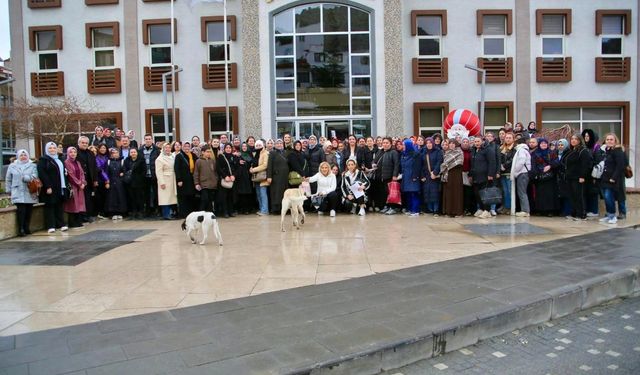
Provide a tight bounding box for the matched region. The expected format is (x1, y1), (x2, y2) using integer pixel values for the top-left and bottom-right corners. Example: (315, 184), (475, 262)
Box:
(63, 158), (87, 213)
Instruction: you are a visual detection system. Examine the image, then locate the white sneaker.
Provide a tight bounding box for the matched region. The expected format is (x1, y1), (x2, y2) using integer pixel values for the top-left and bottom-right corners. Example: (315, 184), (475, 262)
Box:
(329, 210), (336, 217)
(586, 212), (599, 218)
(515, 212), (530, 217)
(409, 212), (420, 217)
(474, 209), (483, 217)
(385, 208), (397, 215)
(479, 210), (492, 219)
(112, 215), (118, 221)
(358, 207), (366, 216)
(374, 207), (381, 212)
(368, 207), (374, 212)
(380, 207), (389, 214)
(607, 217), (617, 224)
(60, 226), (68, 232)
(598, 216), (609, 222)
(47, 228), (55, 234)
(317, 211), (324, 215)
(490, 210), (497, 217)
(433, 214), (439, 218)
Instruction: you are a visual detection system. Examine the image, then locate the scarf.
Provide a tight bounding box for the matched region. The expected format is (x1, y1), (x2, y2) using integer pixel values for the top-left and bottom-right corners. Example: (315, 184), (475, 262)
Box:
(440, 148), (463, 182)
(45, 142), (66, 191)
(14, 149), (33, 174)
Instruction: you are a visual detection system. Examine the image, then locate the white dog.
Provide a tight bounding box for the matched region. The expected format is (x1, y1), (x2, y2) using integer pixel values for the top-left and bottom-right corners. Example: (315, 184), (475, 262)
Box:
(181, 211), (223, 246)
(281, 187), (308, 232)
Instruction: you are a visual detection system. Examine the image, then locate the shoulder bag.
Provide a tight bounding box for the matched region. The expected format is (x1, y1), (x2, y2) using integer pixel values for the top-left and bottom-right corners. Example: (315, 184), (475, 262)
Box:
(27, 178), (42, 195)
(220, 155), (234, 189)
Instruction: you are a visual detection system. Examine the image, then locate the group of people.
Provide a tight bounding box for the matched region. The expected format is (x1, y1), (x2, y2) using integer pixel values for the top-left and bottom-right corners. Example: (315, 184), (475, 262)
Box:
(4, 121), (631, 236)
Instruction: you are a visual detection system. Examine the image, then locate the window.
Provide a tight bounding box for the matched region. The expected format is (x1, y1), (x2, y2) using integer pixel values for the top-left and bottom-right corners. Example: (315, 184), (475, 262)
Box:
(29, 26), (63, 72)
(145, 109), (180, 144)
(85, 0), (118, 4)
(143, 19), (177, 67)
(416, 15), (442, 58)
(537, 102), (629, 145)
(413, 102), (448, 136)
(596, 10), (631, 56)
(202, 17), (236, 64)
(482, 15), (506, 57)
(86, 22), (119, 69)
(28, 0), (61, 9)
(536, 10), (572, 82)
(540, 15), (565, 57)
(203, 107), (239, 139)
(480, 102), (514, 132)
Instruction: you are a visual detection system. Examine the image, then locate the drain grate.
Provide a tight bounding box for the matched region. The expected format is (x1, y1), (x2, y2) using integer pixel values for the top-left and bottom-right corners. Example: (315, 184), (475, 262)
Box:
(464, 223), (551, 236)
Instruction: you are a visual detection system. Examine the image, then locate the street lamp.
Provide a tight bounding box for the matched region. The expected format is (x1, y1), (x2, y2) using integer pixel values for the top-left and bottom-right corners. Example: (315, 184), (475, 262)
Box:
(162, 67), (183, 143)
(464, 64), (486, 135)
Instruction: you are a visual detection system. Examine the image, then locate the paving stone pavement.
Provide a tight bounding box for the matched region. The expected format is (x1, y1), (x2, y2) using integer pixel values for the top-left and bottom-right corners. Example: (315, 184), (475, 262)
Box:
(0, 227), (639, 374)
(385, 296), (640, 375)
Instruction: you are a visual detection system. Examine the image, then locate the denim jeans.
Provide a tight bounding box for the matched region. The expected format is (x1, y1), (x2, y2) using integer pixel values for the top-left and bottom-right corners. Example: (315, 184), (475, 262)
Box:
(256, 185), (268, 214)
(618, 200), (626, 215)
(427, 201), (439, 213)
(602, 187), (617, 219)
(161, 205), (172, 219)
(501, 176), (512, 209)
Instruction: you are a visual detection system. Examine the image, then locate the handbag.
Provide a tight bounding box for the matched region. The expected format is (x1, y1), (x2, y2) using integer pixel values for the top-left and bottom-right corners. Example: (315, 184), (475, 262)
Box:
(591, 160), (605, 179)
(288, 171), (303, 186)
(625, 165), (633, 178)
(479, 184), (502, 206)
(27, 178), (42, 194)
(221, 155), (234, 189)
(251, 171), (267, 183)
(386, 181), (402, 205)
(535, 170), (555, 181)
(63, 187), (73, 201)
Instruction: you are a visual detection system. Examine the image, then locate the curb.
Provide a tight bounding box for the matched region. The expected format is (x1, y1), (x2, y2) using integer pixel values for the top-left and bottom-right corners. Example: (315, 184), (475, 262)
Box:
(285, 265), (640, 375)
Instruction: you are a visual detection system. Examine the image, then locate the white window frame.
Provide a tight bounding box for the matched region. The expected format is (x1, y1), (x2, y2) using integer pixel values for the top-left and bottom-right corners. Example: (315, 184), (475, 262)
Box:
(483, 107), (509, 131)
(207, 110), (233, 138)
(148, 24), (172, 67)
(92, 28), (115, 70)
(150, 113), (175, 143)
(416, 16), (442, 59)
(206, 20), (231, 65)
(541, 107), (623, 141)
(418, 107), (445, 136)
(541, 35), (565, 58)
(482, 36), (506, 58)
(599, 15), (624, 57)
(35, 31), (59, 73)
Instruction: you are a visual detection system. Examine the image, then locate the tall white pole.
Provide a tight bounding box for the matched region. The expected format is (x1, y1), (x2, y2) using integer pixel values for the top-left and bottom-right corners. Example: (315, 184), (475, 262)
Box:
(170, 0), (176, 141)
(223, 0), (230, 138)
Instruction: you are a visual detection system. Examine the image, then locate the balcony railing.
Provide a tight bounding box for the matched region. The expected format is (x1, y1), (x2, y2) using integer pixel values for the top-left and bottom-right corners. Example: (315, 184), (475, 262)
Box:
(30, 72), (65, 97)
(477, 57), (513, 83)
(144, 66), (179, 92)
(536, 57), (572, 82)
(201, 63), (238, 89)
(87, 68), (121, 94)
(412, 58), (448, 83)
(595, 57), (631, 82)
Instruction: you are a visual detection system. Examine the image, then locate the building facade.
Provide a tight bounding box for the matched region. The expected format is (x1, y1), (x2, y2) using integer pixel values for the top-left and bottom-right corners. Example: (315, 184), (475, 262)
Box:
(8, 0), (639, 185)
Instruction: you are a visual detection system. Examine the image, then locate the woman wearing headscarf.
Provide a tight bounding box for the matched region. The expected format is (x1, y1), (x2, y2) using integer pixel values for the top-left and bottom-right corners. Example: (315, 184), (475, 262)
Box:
(398, 139), (423, 216)
(341, 158), (370, 216)
(422, 138), (443, 216)
(440, 139), (464, 217)
(63, 147), (86, 228)
(123, 148), (146, 219)
(235, 143), (254, 215)
(194, 146), (218, 213)
(555, 138), (572, 217)
(174, 142), (198, 218)
(249, 140), (269, 216)
(563, 134), (593, 220)
(267, 139), (290, 213)
(460, 137), (474, 215)
(526, 121), (538, 138)
(217, 143), (237, 218)
(105, 148), (127, 220)
(6, 149), (38, 236)
(37, 142), (68, 233)
(287, 140), (307, 187)
(469, 137), (497, 219)
(322, 141), (337, 168)
(155, 142), (177, 220)
(581, 128), (603, 217)
(94, 144), (110, 219)
(531, 139), (558, 216)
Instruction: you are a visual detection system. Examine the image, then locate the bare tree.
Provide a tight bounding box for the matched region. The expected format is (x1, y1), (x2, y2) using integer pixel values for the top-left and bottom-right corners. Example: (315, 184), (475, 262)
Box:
(9, 96), (103, 148)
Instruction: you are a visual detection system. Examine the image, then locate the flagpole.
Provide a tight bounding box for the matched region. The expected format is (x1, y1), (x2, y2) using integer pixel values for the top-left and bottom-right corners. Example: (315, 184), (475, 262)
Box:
(223, 0), (230, 139)
(170, 0), (176, 141)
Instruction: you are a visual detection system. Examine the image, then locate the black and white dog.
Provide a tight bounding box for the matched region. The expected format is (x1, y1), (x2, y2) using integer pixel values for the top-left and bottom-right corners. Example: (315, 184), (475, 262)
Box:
(181, 211), (223, 246)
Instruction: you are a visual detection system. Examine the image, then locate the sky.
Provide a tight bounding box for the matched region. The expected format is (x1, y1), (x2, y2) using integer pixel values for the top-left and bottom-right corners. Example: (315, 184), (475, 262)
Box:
(0, 0), (9, 62)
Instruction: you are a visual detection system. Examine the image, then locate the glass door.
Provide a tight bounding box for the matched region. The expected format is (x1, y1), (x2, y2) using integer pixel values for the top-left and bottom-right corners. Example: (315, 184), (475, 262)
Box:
(297, 121), (323, 139)
(325, 120), (350, 140)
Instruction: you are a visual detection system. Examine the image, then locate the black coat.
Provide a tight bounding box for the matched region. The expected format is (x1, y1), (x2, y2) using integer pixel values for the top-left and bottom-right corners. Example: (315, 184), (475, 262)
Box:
(235, 153), (254, 195)
(217, 153), (238, 186)
(306, 145), (325, 175)
(37, 155), (66, 204)
(341, 146), (365, 170)
(601, 147), (626, 197)
(123, 156), (146, 189)
(563, 147), (592, 181)
(267, 150), (290, 212)
(470, 146), (497, 184)
(138, 145), (160, 179)
(362, 146), (379, 170)
(288, 150), (307, 177)
(376, 149), (400, 181)
(105, 159), (127, 214)
(77, 149), (97, 186)
(174, 151), (198, 196)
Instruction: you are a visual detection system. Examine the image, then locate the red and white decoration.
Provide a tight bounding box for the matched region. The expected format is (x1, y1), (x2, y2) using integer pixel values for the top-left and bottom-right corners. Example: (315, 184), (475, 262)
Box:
(443, 109), (481, 139)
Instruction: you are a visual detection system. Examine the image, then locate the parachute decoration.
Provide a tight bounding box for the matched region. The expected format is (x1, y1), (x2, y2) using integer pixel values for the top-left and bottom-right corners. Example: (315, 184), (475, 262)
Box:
(443, 109), (481, 139)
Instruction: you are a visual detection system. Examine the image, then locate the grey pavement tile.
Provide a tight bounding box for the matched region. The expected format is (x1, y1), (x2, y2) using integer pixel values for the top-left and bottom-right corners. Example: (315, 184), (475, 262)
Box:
(169, 350), (280, 375)
(313, 324), (406, 354)
(430, 285), (499, 303)
(178, 333), (271, 367)
(121, 331), (213, 360)
(66, 325), (156, 355)
(28, 347), (126, 375)
(0, 342), (70, 369)
(96, 310), (176, 334)
(0, 365), (28, 375)
(271, 342), (337, 372)
(169, 299), (244, 320)
(85, 351), (187, 375)
(484, 286), (544, 305)
(0, 337), (14, 352)
(436, 297), (512, 321)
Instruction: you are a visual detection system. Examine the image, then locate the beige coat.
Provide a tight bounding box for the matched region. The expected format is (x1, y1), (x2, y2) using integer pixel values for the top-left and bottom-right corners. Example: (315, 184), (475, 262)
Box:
(252, 148), (270, 187)
(155, 154), (177, 205)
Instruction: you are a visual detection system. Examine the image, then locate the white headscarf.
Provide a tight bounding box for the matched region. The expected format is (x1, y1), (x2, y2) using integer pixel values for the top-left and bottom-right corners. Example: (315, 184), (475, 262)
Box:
(45, 142), (66, 191)
(15, 149), (30, 164)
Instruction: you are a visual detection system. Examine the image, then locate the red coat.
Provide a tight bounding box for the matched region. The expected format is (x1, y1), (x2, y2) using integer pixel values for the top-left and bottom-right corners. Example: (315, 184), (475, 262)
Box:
(63, 158), (87, 213)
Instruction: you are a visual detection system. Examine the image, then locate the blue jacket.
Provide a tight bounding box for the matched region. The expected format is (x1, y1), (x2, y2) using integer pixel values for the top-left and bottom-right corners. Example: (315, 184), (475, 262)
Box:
(400, 151), (424, 192)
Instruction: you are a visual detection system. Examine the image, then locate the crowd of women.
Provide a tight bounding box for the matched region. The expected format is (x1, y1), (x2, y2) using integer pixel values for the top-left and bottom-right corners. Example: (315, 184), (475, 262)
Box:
(4, 121), (631, 237)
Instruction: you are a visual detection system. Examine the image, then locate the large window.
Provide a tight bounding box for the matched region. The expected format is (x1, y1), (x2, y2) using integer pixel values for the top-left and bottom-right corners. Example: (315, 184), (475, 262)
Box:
(86, 23), (119, 69)
(145, 109), (180, 144)
(413, 102), (448, 137)
(481, 102), (514, 132)
(273, 3), (372, 138)
(416, 15), (442, 58)
(482, 15), (506, 57)
(540, 106), (624, 143)
(29, 26), (63, 72)
(540, 15), (565, 57)
(203, 106), (238, 139)
(143, 20), (176, 67)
